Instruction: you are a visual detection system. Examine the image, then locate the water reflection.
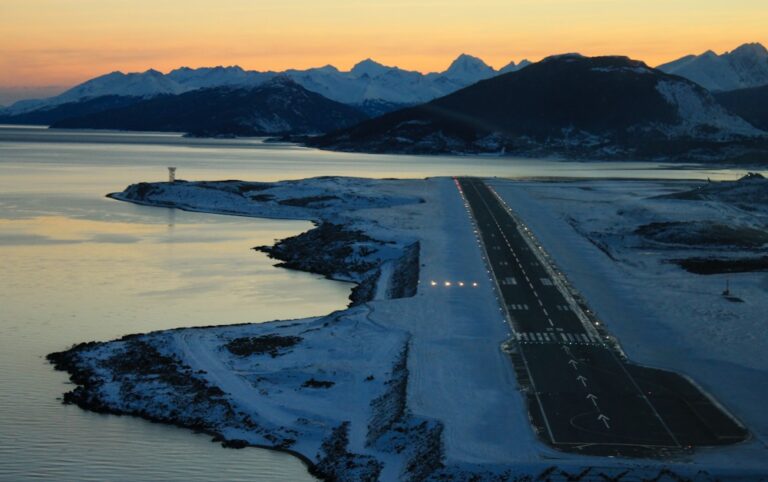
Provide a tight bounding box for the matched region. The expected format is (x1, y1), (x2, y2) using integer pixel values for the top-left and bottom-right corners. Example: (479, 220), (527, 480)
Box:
(167, 206), (176, 229)
(0, 204), (343, 480)
(1, 125), (763, 185)
(0, 128), (366, 479)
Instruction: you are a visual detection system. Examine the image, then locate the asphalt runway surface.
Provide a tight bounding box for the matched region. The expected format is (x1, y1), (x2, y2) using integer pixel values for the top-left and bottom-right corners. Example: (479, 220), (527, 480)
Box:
(457, 177), (747, 456)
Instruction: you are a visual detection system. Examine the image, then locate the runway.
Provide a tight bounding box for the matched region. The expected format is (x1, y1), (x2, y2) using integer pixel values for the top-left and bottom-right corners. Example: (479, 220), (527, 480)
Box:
(457, 177), (747, 456)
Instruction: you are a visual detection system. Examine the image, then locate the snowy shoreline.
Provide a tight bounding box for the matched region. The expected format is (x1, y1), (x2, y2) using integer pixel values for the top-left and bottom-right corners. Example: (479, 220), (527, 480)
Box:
(50, 175), (768, 480)
(47, 337), (321, 473)
(52, 177), (443, 481)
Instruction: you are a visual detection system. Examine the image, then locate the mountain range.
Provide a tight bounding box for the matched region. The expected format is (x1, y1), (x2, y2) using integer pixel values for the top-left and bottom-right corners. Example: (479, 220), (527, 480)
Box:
(0, 54), (530, 116)
(4, 43), (768, 119)
(1, 43), (767, 161)
(310, 55), (765, 160)
(657, 43), (768, 92)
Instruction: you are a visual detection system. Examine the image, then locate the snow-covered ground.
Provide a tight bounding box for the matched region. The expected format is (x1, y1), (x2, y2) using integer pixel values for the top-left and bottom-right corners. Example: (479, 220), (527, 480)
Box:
(51, 175), (768, 480)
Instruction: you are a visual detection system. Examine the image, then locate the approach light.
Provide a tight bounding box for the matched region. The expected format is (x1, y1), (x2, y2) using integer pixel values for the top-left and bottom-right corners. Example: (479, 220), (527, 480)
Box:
(445, 281), (452, 287)
(430, 280), (437, 286)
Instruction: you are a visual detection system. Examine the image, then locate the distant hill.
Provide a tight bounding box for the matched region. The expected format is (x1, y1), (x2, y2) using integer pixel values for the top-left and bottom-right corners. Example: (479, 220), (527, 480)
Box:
(660, 172), (768, 207)
(715, 84), (768, 131)
(310, 55), (765, 160)
(354, 99), (413, 117)
(657, 43), (768, 92)
(0, 95), (142, 126)
(1, 69), (184, 116)
(51, 78), (369, 137)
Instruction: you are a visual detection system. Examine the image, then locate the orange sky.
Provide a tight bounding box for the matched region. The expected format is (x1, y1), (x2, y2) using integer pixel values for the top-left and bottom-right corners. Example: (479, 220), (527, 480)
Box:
(1, 0), (767, 89)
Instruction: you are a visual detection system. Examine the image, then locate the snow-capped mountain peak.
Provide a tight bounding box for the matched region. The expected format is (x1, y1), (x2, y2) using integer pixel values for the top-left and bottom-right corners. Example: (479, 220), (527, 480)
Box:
(67, 69), (183, 98)
(309, 65), (340, 74)
(498, 59), (533, 74)
(166, 65), (260, 89)
(350, 59), (391, 78)
(498, 60), (517, 74)
(730, 42), (768, 58)
(442, 54), (495, 82)
(657, 42), (768, 91)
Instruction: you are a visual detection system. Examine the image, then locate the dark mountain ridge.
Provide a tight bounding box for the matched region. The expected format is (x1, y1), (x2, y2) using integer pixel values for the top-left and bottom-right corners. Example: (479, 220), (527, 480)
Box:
(0, 95), (142, 126)
(309, 55), (765, 160)
(51, 78), (368, 137)
(715, 84), (768, 131)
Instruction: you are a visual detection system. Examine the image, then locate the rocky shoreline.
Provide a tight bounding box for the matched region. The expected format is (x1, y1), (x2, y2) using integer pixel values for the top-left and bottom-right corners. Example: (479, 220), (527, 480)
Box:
(257, 221), (420, 306)
(46, 336), (323, 472)
(48, 178), (427, 480)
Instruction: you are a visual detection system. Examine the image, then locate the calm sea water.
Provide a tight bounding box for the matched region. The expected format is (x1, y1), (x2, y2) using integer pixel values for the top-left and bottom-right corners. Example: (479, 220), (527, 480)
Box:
(0, 125), (761, 481)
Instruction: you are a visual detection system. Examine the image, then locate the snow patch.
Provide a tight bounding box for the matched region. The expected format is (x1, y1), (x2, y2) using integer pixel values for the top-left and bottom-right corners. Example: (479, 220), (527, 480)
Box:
(655, 79), (764, 138)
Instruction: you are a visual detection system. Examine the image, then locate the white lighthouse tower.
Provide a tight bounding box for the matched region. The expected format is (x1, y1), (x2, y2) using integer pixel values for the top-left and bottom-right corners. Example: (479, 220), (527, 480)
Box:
(168, 167), (177, 183)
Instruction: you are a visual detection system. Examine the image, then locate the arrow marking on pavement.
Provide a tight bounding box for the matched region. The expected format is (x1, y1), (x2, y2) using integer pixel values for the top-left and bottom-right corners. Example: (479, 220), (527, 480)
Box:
(598, 413), (611, 429)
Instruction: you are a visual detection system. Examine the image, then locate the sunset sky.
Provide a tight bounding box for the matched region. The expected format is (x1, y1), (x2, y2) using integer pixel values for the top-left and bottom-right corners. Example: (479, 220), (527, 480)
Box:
(1, 0), (767, 94)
